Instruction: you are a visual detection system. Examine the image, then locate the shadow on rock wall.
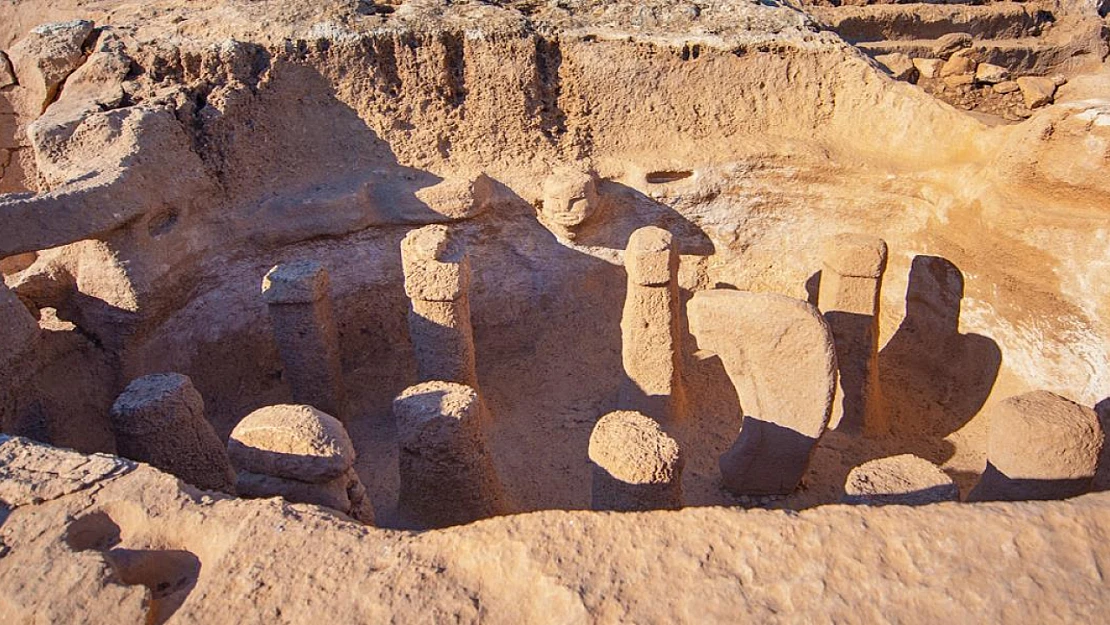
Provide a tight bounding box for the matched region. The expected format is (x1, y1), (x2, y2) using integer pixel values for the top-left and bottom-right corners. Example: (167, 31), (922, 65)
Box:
(876, 255), (1002, 489)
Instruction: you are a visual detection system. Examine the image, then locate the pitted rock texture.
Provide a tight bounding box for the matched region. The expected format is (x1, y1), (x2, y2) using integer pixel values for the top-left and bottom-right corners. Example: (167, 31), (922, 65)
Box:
(844, 454), (960, 506)
(2, 437), (1110, 623)
(227, 404), (356, 482)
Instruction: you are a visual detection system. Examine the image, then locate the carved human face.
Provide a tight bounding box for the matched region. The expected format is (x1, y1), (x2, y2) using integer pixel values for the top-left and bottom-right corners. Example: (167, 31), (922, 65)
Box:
(541, 169), (600, 229)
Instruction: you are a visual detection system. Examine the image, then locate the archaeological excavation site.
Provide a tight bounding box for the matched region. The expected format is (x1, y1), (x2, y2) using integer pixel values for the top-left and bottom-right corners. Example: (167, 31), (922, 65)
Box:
(1, 0), (1109, 621)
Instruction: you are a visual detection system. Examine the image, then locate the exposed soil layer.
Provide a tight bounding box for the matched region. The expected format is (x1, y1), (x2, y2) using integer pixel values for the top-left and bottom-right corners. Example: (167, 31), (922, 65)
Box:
(0, 0), (1109, 601)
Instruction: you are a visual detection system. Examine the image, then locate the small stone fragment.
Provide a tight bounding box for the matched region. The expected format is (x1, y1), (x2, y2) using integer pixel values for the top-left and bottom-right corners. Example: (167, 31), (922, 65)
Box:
(943, 73), (975, 89)
(975, 63), (1009, 84)
(992, 80), (1020, 94)
(1016, 76), (1056, 109)
(875, 53), (917, 82)
(912, 57), (943, 79)
(940, 54), (976, 78)
(0, 51), (15, 87)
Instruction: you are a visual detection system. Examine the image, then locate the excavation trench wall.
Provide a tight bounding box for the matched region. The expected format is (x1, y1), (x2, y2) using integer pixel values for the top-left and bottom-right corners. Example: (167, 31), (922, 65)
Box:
(2, 9), (1109, 518)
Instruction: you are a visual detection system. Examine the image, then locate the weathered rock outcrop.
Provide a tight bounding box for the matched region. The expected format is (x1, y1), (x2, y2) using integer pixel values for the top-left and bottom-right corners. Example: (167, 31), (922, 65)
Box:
(3, 436), (1110, 623)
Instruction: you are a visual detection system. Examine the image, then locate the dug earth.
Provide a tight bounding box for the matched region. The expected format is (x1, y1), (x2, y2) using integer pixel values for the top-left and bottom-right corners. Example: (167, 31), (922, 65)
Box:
(2, 0), (1110, 622)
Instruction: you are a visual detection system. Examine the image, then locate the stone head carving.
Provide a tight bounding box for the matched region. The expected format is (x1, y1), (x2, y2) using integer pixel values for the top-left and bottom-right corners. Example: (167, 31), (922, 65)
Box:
(540, 166), (601, 238)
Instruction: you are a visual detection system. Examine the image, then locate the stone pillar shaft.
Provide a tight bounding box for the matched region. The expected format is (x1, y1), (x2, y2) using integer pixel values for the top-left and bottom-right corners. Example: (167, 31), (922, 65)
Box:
(401, 225), (478, 389)
(262, 261), (346, 419)
(619, 226), (683, 422)
(819, 234), (888, 435)
(110, 373), (235, 493)
(393, 381), (506, 528)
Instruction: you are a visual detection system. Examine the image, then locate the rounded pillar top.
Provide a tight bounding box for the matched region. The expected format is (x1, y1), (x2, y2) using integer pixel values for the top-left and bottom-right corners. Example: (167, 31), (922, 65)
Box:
(844, 454), (958, 505)
(402, 224), (460, 263)
(400, 225), (469, 301)
(228, 404), (355, 482)
(588, 410), (682, 485)
(988, 391), (1104, 479)
(110, 373), (203, 436)
(262, 260), (330, 304)
(393, 381), (481, 445)
(823, 233), (888, 278)
(625, 226), (677, 286)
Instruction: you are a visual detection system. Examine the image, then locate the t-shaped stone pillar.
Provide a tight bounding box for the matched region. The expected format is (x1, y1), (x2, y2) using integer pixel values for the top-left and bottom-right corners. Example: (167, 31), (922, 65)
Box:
(262, 260), (346, 420)
(818, 234), (888, 435)
(401, 225), (478, 389)
(393, 381), (506, 528)
(588, 410), (684, 511)
(619, 226), (684, 423)
(110, 373), (236, 493)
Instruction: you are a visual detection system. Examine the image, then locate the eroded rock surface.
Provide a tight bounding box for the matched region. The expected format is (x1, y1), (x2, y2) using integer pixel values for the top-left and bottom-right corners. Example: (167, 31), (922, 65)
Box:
(3, 437), (1110, 623)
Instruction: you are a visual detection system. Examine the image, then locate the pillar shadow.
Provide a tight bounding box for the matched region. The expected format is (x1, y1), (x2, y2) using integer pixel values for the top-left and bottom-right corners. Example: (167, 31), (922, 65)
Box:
(875, 255), (1001, 489)
(673, 287), (744, 506)
(968, 462), (1098, 502)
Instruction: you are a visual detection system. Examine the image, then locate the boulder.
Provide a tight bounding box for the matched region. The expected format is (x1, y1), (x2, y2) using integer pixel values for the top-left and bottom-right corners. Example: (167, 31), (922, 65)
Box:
(943, 73), (975, 89)
(1016, 76), (1056, 109)
(975, 63), (1009, 84)
(912, 57), (944, 80)
(7, 20), (95, 112)
(970, 391), (1104, 502)
(993, 80), (1020, 94)
(940, 54), (976, 78)
(875, 53), (917, 82)
(227, 404), (355, 483)
(843, 454), (959, 506)
(934, 32), (973, 59)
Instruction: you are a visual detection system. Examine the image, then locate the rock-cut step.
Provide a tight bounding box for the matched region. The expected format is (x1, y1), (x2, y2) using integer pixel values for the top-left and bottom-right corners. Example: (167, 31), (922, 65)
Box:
(858, 33), (1103, 75)
(811, 2), (1053, 43)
